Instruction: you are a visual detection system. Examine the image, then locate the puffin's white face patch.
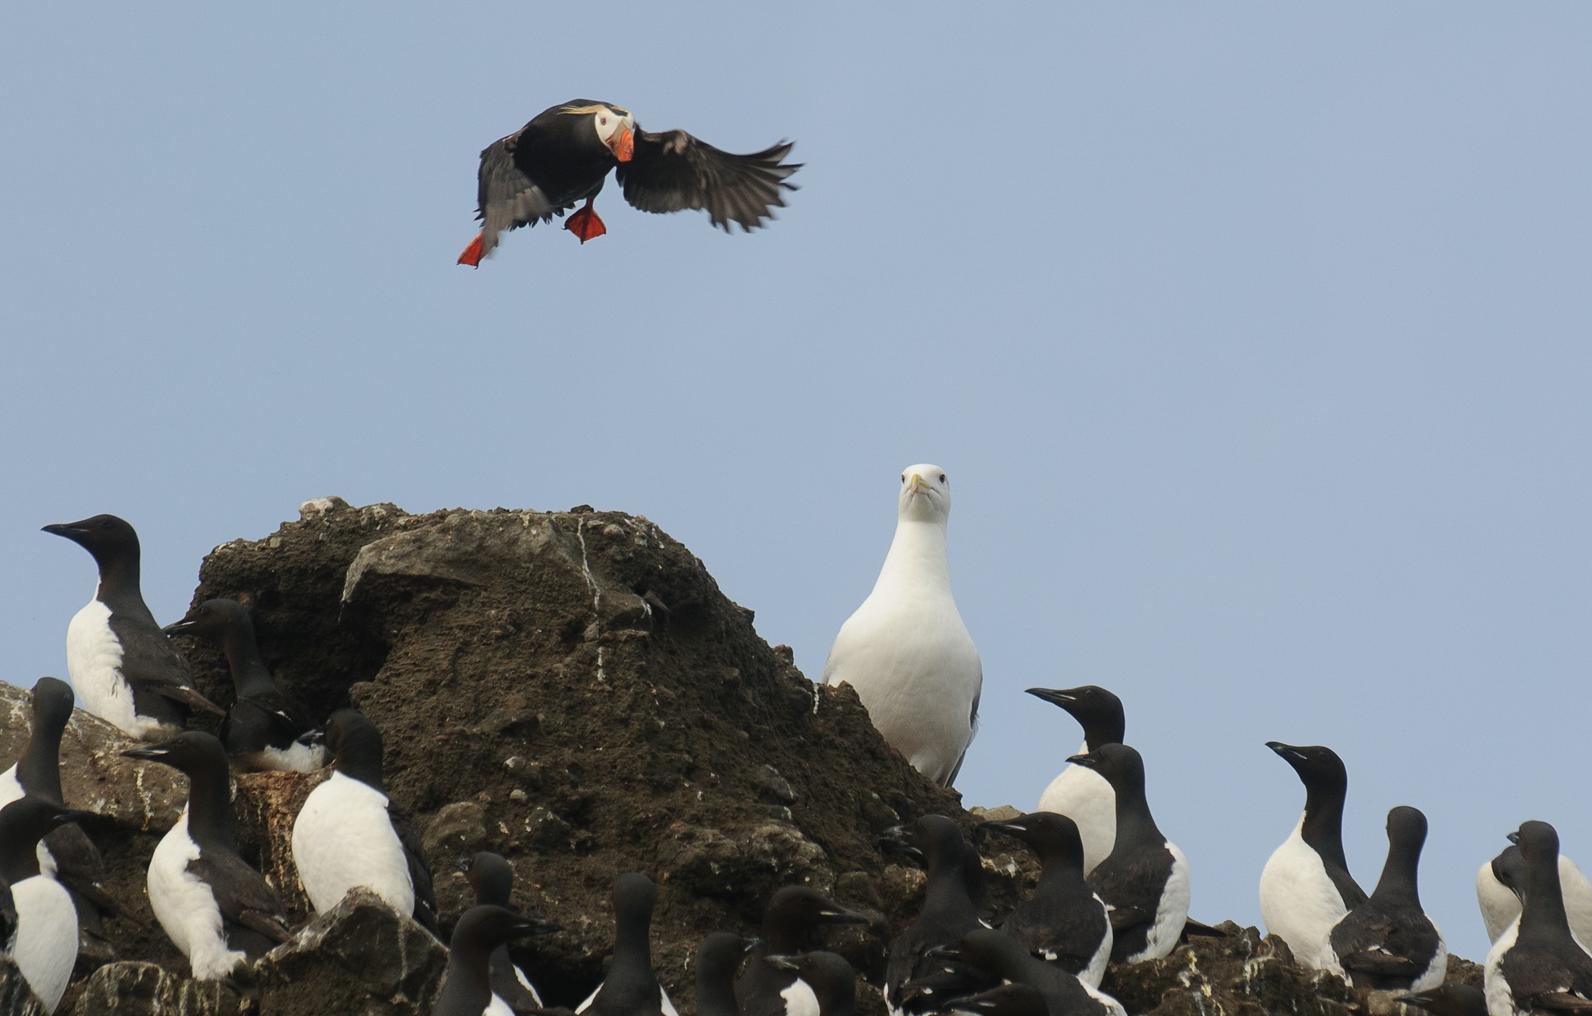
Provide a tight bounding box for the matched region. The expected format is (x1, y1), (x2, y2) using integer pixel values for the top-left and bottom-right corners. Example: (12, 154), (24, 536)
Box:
(897, 463), (951, 523)
(591, 106), (634, 146)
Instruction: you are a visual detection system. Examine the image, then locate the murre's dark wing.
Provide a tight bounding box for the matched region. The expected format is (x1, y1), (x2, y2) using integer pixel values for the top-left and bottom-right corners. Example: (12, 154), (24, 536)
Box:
(45, 824), (123, 917)
(616, 128), (798, 232)
(112, 618), (223, 716)
(189, 851), (292, 949)
(470, 129), (575, 258)
(393, 811), (437, 933)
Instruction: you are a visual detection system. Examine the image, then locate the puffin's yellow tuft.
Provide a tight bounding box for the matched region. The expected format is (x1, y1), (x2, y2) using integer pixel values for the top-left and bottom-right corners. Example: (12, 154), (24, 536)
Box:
(559, 103), (610, 116)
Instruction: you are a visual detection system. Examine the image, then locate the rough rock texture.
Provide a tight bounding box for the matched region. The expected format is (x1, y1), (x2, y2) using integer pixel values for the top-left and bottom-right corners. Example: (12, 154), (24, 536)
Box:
(253, 889), (446, 1016)
(69, 963), (246, 1016)
(4, 500), (1483, 1014)
(0, 957), (45, 1016)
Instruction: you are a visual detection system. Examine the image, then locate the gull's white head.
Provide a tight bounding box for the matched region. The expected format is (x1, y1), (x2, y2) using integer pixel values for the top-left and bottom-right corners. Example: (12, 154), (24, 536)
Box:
(897, 463), (950, 524)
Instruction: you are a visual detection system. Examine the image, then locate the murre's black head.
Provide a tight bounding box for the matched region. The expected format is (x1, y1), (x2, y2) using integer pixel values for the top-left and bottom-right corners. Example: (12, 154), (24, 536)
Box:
(29, 678), (74, 735)
(981, 811), (1085, 870)
(163, 598), (252, 643)
(764, 886), (869, 936)
(613, 871), (658, 925)
(1515, 820), (1559, 865)
(120, 730), (229, 777)
(1025, 685), (1125, 749)
(765, 951), (856, 1014)
(449, 903), (557, 953)
(1265, 742), (1347, 792)
(1066, 742), (1144, 794)
(42, 513), (140, 568)
(0, 795), (91, 881)
(1491, 844), (1528, 900)
(324, 709), (386, 790)
(463, 851), (514, 908)
(1395, 984), (1488, 1016)
(879, 814), (963, 868)
(1386, 805), (1428, 851)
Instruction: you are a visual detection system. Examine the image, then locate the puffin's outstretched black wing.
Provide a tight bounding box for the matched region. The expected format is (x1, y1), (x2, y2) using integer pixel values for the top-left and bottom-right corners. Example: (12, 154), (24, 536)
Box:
(616, 129), (799, 232)
(464, 131), (576, 263)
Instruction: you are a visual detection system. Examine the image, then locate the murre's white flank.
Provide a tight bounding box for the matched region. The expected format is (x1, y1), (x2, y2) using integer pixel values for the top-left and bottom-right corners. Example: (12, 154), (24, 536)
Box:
(823, 465), (981, 787)
(1478, 848), (1592, 947)
(0, 797), (89, 1014)
(1070, 744), (1189, 964)
(43, 514), (221, 740)
(291, 710), (436, 931)
(1259, 742), (1367, 972)
(122, 732), (291, 980)
(1029, 686), (1125, 875)
(577, 873), (678, 1016)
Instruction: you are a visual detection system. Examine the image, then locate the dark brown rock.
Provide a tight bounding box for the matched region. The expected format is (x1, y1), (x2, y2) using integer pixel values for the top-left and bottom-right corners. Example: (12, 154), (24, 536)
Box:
(0, 957), (45, 1016)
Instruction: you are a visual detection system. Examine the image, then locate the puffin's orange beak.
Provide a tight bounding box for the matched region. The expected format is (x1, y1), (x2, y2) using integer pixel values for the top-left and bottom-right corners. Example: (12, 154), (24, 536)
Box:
(612, 124), (634, 163)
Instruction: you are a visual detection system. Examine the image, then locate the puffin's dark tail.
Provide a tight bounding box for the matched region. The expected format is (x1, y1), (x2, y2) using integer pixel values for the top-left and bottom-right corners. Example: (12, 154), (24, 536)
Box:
(457, 233), (485, 267)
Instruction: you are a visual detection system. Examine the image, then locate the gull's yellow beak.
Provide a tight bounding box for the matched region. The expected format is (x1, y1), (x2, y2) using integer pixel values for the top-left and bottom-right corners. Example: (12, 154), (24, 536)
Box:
(908, 472), (929, 492)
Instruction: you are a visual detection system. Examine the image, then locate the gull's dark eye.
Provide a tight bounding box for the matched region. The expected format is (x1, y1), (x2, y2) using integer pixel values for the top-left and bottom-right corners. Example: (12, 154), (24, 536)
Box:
(900, 474), (906, 483)
(938, 473), (946, 483)
(600, 117), (608, 125)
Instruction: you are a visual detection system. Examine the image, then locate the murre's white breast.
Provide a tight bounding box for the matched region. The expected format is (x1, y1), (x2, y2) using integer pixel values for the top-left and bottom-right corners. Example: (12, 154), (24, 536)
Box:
(778, 976), (821, 1016)
(1483, 916), (1519, 1016)
(66, 599), (170, 739)
(237, 739), (327, 774)
(148, 807), (247, 980)
(1037, 739), (1117, 875)
(1259, 816), (1350, 971)
(1124, 840), (1190, 963)
(291, 771), (414, 917)
(484, 993), (514, 1016)
(8, 873), (77, 1011)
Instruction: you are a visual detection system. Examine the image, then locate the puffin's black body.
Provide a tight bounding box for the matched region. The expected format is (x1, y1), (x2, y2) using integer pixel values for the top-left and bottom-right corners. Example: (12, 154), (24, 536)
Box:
(982, 813), (1110, 984)
(121, 732), (293, 971)
(1489, 821), (1592, 1016)
(737, 886), (867, 1016)
(459, 98), (799, 265)
(435, 904), (558, 1016)
(43, 514), (222, 737)
(580, 872), (676, 1016)
(163, 599), (323, 772)
(1328, 806), (1444, 991)
(464, 851), (546, 1010)
(881, 816), (986, 1014)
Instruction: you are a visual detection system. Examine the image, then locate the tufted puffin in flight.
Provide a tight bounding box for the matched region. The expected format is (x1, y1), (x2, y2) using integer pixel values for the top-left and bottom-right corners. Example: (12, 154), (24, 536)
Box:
(457, 100), (800, 266)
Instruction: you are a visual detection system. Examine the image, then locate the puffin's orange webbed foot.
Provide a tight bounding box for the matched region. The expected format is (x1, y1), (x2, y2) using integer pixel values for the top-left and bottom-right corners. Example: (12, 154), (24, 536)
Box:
(564, 199), (607, 244)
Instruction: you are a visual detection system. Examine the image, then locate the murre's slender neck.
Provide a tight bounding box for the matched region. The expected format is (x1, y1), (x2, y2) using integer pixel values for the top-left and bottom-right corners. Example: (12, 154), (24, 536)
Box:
(1371, 832), (1423, 905)
(873, 519), (951, 595)
(182, 762), (237, 852)
(0, 822), (45, 882)
(1111, 779), (1163, 848)
(221, 622), (277, 698)
(1300, 781), (1351, 871)
(922, 842), (978, 922)
(94, 549), (141, 601)
(17, 716), (66, 805)
(1522, 848), (1574, 940)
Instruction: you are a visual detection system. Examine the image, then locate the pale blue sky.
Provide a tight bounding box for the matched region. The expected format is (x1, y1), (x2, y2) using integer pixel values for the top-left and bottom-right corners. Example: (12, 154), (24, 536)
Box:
(4, 3), (1590, 961)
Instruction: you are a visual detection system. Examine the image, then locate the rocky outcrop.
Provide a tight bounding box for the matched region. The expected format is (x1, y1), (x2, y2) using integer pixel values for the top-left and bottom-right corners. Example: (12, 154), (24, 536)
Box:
(5, 499), (1482, 1014)
(0, 958), (46, 1016)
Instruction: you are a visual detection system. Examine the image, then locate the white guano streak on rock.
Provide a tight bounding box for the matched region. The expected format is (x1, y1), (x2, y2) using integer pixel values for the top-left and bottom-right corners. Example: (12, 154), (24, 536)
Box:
(575, 518), (606, 685)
